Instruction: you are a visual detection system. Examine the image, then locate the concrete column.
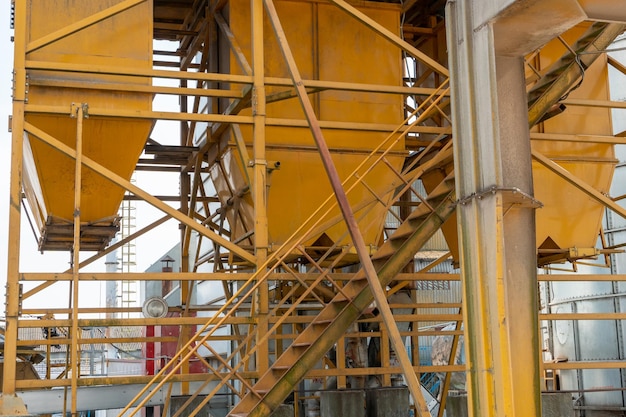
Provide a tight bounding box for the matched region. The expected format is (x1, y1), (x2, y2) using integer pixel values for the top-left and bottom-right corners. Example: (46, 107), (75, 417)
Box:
(446, 1), (545, 416)
(320, 390), (366, 417)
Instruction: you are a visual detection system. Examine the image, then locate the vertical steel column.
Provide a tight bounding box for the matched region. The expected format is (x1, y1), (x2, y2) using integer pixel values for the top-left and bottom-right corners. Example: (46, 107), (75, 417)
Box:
(446, 1), (541, 416)
(70, 103), (86, 416)
(251, 0), (270, 375)
(0, 0), (31, 414)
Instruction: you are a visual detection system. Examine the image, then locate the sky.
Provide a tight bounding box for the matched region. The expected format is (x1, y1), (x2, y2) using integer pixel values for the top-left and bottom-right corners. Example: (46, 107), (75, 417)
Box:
(0, 5), (181, 313)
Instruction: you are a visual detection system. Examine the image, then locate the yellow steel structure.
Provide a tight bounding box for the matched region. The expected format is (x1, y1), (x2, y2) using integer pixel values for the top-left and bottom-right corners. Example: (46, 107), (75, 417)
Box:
(23, 0), (153, 252)
(3, 1), (626, 417)
(217, 1), (405, 254)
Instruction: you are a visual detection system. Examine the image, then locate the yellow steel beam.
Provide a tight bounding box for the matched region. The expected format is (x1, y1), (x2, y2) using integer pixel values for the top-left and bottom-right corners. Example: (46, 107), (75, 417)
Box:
(24, 104), (254, 124)
(544, 361), (626, 370)
(561, 98), (626, 109)
(14, 363), (467, 390)
(530, 132), (626, 144)
(538, 274), (626, 281)
(25, 312), (463, 328)
(264, 77), (449, 96)
(609, 55), (626, 75)
(18, 271), (463, 282)
(23, 122), (257, 264)
(25, 60), (448, 96)
(263, 118), (452, 134)
(26, 0), (146, 53)
(28, 61), (448, 98)
(29, 78), (244, 99)
(251, 0), (270, 376)
(69, 103), (86, 415)
(24, 104), (452, 135)
(25, 60), (253, 84)
(541, 313), (626, 320)
(215, 12), (252, 75)
(1, 0), (26, 405)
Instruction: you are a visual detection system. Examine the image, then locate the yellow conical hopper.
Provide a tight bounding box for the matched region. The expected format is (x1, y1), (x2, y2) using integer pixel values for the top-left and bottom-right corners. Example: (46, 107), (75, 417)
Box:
(22, 0), (153, 251)
(210, 1), (405, 264)
(531, 24), (616, 266)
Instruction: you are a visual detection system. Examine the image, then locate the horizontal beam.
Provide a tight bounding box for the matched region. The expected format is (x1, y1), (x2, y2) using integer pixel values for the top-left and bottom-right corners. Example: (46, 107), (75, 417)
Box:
(19, 272), (461, 281)
(561, 98), (626, 109)
(530, 132), (626, 144)
(265, 77), (449, 96)
(25, 104), (254, 124)
(544, 360), (626, 370)
(540, 313), (626, 320)
(29, 78), (245, 99)
(20, 272), (626, 282)
(23, 313), (463, 328)
(24, 106), (449, 134)
(26, 60), (253, 84)
(18, 382), (227, 414)
(26, 60), (447, 97)
(16, 364), (466, 391)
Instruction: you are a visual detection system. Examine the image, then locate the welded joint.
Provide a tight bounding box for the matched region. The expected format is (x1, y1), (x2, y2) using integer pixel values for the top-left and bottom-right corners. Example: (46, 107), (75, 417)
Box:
(69, 102), (89, 118)
(456, 186), (543, 209)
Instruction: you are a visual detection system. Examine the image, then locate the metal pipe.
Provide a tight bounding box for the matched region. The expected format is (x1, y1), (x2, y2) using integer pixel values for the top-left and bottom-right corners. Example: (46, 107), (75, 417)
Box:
(70, 103), (86, 415)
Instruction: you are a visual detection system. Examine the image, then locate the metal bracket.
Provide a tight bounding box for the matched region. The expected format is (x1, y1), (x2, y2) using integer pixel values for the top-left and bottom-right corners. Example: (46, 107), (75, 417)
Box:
(248, 159), (281, 172)
(70, 102), (89, 118)
(457, 186), (543, 209)
(17, 284), (22, 316)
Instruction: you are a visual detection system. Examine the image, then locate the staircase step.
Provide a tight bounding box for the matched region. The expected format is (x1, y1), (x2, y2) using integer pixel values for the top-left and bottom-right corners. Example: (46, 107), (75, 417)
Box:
(426, 185), (454, 202)
(370, 242), (398, 261)
(406, 203), (433, 221)
(312, 319), (333, 326)
(390, 221), (421, 241)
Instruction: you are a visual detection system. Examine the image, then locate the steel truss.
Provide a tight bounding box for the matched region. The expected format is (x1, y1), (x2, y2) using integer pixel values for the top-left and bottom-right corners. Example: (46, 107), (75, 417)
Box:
(3, 1), (626, 417)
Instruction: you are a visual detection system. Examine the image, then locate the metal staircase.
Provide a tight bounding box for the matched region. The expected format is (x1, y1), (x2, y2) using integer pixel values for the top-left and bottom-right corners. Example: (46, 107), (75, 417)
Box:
(527, 22), (625, 126)
(229, 170), (457, 417)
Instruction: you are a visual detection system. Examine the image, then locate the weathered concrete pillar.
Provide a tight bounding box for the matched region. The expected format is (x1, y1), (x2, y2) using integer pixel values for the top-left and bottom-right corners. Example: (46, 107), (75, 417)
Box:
(366, 387), (409, 417)
(320, 390), (365, 417)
